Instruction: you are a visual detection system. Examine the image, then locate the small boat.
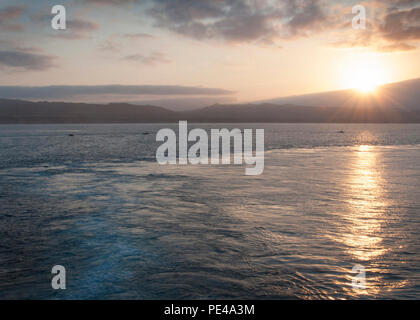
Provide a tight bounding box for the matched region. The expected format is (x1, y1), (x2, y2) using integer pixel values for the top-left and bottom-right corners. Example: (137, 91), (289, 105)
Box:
(337, 130), (344, 134)
(68, 134), (74, 137)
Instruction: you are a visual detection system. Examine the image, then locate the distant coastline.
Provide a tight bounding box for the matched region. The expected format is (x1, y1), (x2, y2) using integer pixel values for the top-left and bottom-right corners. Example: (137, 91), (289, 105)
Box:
(1, 98), (420, 124)
(1, 78), (419, 124)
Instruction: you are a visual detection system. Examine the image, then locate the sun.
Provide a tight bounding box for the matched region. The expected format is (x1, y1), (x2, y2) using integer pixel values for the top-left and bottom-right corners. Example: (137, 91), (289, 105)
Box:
(342, 55), (389, 93)
(347, 62), (383, 93)
(354, 75), (379, 93)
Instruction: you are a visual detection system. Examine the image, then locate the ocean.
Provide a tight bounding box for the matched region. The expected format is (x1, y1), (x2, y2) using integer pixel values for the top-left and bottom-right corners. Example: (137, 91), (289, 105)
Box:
(0, 123), (419, 299)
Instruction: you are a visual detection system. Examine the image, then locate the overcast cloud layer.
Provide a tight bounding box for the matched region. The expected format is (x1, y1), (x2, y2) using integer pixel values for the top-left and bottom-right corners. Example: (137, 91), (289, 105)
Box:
(1, 1), (419, 61)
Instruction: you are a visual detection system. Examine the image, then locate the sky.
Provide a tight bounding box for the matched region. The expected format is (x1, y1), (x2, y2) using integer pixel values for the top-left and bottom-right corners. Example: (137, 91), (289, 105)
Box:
(0, 0), (419, 107)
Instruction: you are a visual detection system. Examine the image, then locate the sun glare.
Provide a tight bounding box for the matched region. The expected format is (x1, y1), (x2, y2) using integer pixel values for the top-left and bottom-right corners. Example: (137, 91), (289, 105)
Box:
(342, 55), (390, 94)
(354, 76), (379, 93)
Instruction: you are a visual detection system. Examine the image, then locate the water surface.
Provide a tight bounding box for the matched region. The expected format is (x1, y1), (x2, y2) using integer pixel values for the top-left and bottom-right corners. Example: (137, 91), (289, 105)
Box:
(0, 124), (419, 299)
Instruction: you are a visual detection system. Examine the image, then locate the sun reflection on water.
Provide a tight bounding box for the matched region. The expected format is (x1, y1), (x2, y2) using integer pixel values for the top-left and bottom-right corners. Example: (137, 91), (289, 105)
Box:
(344, 145), (388, 260)
(339, 144), (391, 296)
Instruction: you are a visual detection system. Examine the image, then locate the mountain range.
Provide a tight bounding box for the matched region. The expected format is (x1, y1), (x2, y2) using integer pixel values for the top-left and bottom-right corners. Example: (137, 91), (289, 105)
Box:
(1, 78), (419, 123)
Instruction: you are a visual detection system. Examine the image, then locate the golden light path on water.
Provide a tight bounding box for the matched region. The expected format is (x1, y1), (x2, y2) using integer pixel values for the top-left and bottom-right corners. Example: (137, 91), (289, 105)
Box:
(345, 145), (388, 260)
(340, 145), (390, 296)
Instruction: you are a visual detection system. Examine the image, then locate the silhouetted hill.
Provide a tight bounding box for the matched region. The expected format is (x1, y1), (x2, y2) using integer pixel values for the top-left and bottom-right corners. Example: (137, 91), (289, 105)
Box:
(1, 78), (419, 123)
(182, 103), (420, 123)
(0, 99), (177, 123)
(260, 78), (420, 111)
(181, 78), (420, 122)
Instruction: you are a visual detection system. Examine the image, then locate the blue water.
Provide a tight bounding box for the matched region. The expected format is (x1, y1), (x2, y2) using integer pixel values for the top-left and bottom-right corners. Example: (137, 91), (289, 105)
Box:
(0, 124), (419, 299)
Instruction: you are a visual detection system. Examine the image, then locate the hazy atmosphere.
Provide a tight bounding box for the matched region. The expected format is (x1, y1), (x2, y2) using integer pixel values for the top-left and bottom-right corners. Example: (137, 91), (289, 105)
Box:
(1, 0), (420, 304)
(0, 0), (419, 107)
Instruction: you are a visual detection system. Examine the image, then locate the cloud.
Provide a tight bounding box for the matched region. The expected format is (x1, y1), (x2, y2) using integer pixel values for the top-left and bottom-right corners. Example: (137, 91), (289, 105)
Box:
(382, 0), (420, 6)
(99, 39), (121, 52)
(98, 32), (155, 52)
(29, 10), (99, 40)
(124, 32), (155, 39)
(381, 7), (420, 41)
(1, 0), (418, 59)
(68, 19), (100, 32)
(145, 0), (420, 51)
(147, 0), (283, 43)
(48, 19), (100, 40)
(0, 5), (24, 32)
(0, 50), (56, 71)
(330, 36), (418, 52)
(0, 85), (234, 100)
(146, 0), (336, 44)
(283, 0), (328, 36)
(98, 33), (155, 54)
(376, 42), (417, 52)
(0, 39), (40, 53)
(327, 1), (420, 52)
(83, 0), (141, 5)
(123, 52), (171, 65)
